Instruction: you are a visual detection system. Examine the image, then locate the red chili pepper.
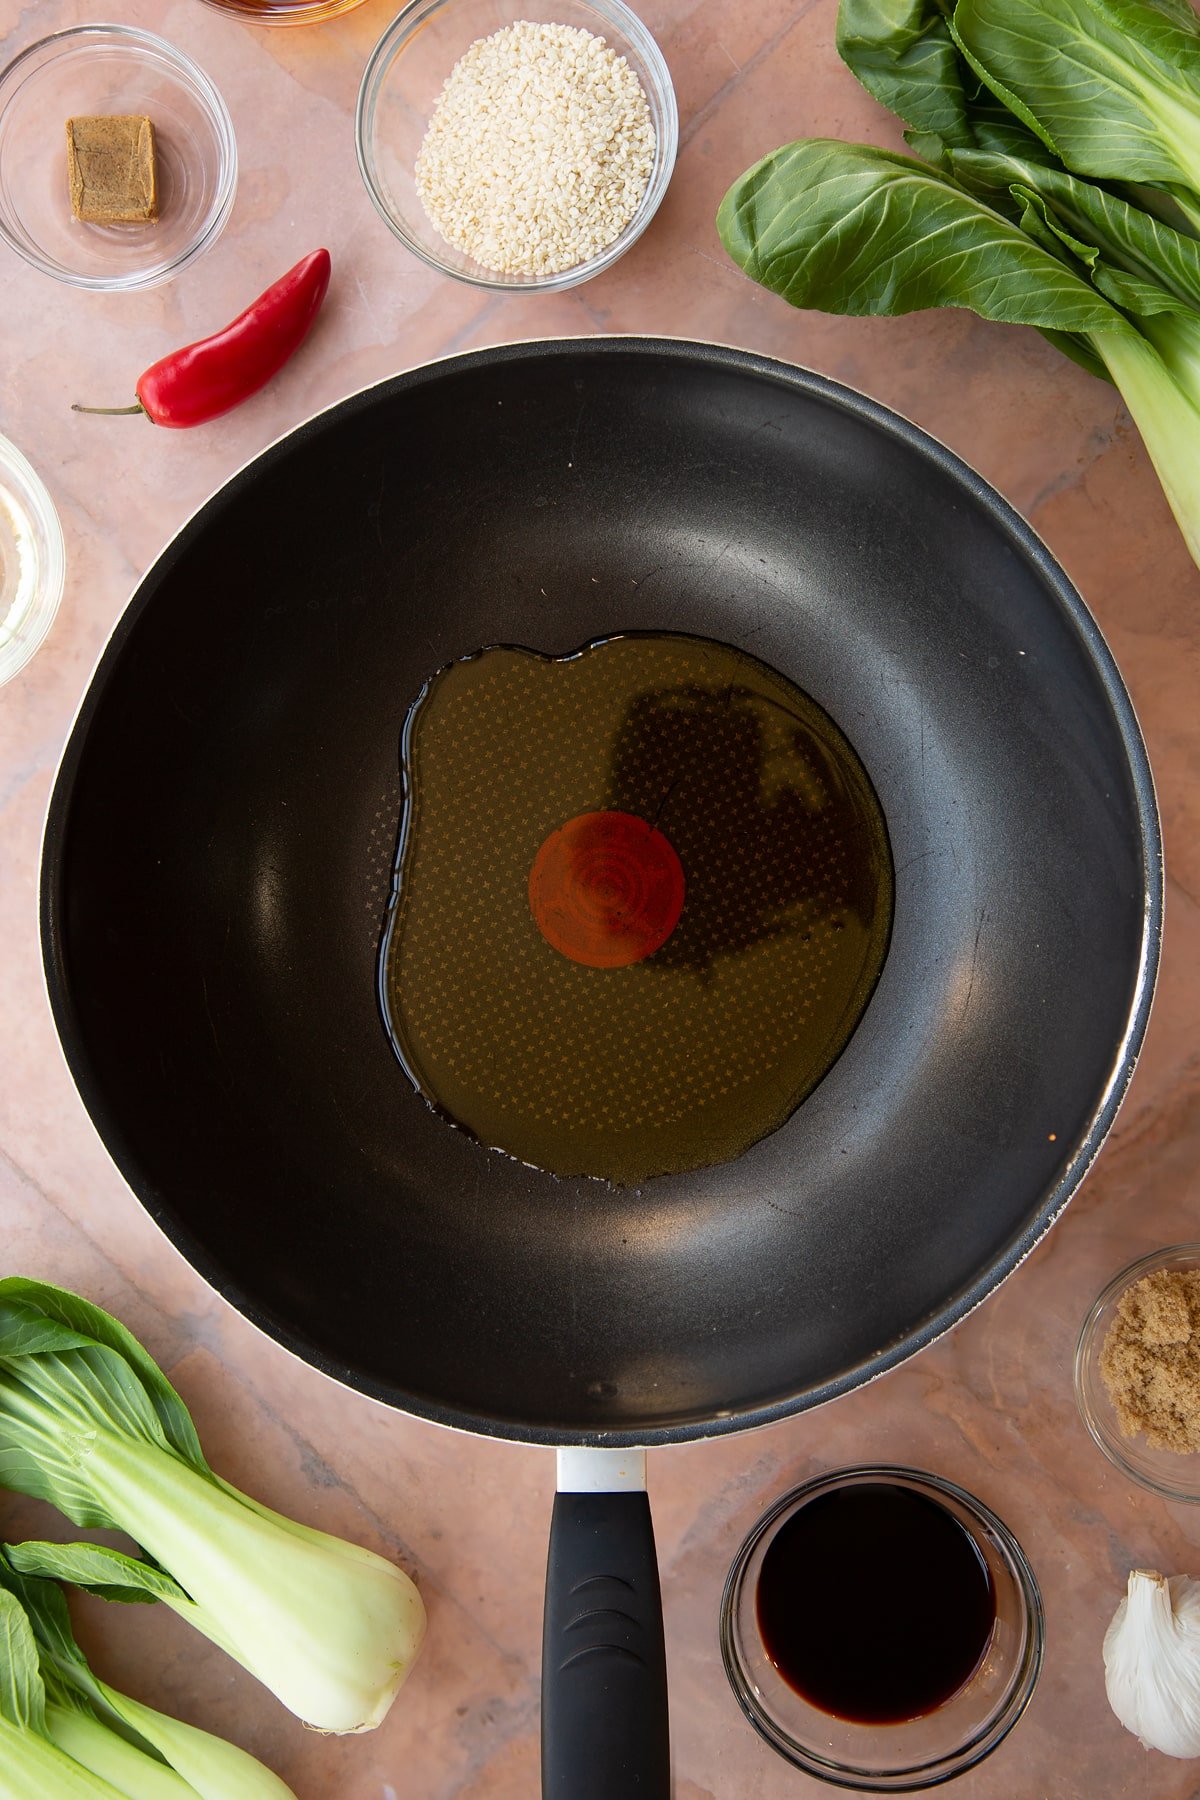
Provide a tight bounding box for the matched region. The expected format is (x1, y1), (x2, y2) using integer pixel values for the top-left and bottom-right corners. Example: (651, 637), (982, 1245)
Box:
(74, 249), (332, 428)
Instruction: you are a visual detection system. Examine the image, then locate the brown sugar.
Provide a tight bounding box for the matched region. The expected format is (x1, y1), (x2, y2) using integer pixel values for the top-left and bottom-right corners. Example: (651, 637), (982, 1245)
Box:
(1100, 1268), (1200, 1453)
(66, 116), (159, 224)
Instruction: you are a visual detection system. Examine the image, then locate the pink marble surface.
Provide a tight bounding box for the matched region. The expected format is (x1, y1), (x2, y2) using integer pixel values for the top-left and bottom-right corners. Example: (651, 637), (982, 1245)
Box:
(3, 0), (1200, 1794)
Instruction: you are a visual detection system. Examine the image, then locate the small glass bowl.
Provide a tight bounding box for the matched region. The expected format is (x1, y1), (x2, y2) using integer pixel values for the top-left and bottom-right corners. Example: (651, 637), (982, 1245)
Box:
(0, 25), (236, 291)
(355, 0), (678, 291)
(0, 435), (66, 686)
(721, 1467), (1044, 1792)
(1075, 1243), (1200, 1503)
(197, 0), (369, 21)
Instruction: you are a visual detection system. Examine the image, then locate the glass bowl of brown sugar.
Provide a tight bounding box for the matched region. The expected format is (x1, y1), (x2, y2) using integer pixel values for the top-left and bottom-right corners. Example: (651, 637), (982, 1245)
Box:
(1075, 1244), (1200, 1503)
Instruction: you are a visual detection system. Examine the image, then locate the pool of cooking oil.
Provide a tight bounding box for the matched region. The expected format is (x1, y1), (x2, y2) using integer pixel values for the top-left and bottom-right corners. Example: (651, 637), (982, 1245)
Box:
(379, 632), (893, 1184)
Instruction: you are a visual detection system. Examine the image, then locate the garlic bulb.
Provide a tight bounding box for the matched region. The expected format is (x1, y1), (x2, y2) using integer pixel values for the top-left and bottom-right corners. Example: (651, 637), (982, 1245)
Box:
(1104, 1569), (1200, 1757)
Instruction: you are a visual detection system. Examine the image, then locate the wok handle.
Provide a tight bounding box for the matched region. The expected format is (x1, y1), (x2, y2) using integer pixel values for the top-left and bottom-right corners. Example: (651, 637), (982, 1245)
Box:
(542, 1448), (670, 1800)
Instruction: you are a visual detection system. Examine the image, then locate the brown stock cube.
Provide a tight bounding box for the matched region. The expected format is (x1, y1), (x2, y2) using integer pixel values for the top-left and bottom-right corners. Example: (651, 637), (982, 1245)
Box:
(66, 115), (159, 223)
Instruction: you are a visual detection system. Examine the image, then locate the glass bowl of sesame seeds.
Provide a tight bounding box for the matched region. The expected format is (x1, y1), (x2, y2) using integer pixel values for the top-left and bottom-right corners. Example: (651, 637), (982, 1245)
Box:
(355, 0), (677, 290)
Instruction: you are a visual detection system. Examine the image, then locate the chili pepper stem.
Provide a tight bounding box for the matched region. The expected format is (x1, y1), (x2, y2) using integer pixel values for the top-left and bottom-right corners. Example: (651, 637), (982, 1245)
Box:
(70, 251), (330, 429)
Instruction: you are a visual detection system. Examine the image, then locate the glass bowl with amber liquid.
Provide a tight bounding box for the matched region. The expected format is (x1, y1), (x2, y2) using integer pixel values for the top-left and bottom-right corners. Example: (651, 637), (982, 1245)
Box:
(196, 0), (369, 23)
(720, 1467), (1043, 1790)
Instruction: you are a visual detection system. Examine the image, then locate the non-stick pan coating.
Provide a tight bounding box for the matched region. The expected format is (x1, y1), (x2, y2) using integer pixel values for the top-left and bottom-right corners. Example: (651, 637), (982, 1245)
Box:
(41, 341), (1160, 1444)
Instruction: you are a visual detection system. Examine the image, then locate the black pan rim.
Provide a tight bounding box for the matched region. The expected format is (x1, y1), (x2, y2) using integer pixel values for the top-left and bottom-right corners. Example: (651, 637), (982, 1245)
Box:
(39, 336), (1164, 1448)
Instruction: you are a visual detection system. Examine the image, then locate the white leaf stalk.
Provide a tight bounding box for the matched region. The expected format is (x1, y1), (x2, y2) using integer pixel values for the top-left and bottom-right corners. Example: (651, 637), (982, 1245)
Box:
(48, 1681), (297, 1800)
(1, 1545), (298, 1799)
(1104, 1568), (1200, 1758)
(43, 1705), (196, 1799)
(75, 1431), (425, 1734)
(0, 1280), (427, 1737)
(1092, 328), (1200, 570)
(0, 1715), (127, 1799)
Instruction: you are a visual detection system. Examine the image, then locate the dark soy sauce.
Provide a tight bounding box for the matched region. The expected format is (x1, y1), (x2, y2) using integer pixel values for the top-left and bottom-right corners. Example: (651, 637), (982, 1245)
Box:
(756, 1484), (996, 1725)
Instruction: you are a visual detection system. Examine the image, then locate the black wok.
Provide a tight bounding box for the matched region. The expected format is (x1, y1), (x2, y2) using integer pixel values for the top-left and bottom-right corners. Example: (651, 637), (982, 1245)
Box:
(41, 340), (1160, 1796)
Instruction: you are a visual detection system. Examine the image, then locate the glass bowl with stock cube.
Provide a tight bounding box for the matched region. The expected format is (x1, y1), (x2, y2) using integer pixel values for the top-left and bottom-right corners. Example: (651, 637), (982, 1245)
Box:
(0, 24), (235, 291)
(355, 0), (677, 291)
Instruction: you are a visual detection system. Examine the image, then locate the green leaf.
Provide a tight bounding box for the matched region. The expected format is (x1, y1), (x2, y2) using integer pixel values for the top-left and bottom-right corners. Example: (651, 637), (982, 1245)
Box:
(837, 0), (976, 144)
(0, 1283), (211, 1533)
(952, 0), (1200, 194)
(0, 1551), (95, 1713)
(718, 138), (1129, 333)
(0, 1283), (206, 1472)
(0, 1548), (177, 1771)
(1010, 182), (1100, 263)
(0, 1591), (46, 1736)
(719, 29), (1200, 575)
(0, 1305), (94, 1360)
(1007, 182), (1200, 324)
(0, 1348), (173, 1529)
(904, 127), (953, 164)
(946, 144), (1200, 305)
(837, 0), (1037, 157)
(1144, 0), (1200, 29)
(8, 1543), (189, 1608)
(1088, 256), (1200, 314)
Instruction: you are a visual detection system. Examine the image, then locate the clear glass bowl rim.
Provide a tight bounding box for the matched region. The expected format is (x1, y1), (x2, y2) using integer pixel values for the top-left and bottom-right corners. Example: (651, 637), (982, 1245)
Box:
(195, 0), (369, 23)
(719, 1463), (1045, 1792)
(0, 22), (237, 292)
(1074, 1241), (1200, 1503)
(354, 0), (679, 292)
(0, 432), (66, 685)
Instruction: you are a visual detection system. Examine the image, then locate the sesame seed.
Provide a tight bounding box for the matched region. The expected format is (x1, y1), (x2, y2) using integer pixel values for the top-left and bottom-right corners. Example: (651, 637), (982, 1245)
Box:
(414, 20), (656, 278)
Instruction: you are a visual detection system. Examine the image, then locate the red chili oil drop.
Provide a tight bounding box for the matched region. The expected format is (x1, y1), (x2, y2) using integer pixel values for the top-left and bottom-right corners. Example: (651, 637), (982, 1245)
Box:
(528, 810), (685, 969)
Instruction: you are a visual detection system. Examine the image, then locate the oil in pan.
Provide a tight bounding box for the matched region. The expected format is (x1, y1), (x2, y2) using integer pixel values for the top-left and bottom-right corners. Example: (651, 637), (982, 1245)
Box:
(379, 631), (894, 1184)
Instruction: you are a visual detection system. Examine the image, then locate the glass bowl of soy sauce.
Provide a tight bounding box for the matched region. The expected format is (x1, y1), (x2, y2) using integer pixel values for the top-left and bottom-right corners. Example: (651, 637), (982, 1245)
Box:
(720, 1466), (1043, 1791)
